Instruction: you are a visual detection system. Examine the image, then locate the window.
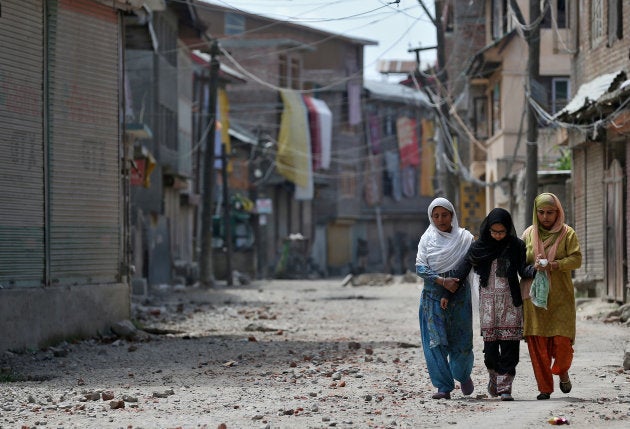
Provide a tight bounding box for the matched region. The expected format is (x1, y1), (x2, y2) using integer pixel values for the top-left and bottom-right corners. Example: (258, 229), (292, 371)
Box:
(383, 108), (395, 138)
(473, 97), (488, 139)
(225, 13), (245, 35)
(491, 83), (501, 134)
(535, 76), (570, 123)
(551, 78), (570, 115)
(340, 170), (356, 198)
(541, 0), (568, 29)
(154, 14), (177, 66)
(290, 58), (301, 90)
(608, 0), (623, 46)
(591, 0), (604, 46)
(491, 0), (507, 40)
(158, 104), (177, 151)
(556, 0), (567, 28)
(278, 54), (301, 89)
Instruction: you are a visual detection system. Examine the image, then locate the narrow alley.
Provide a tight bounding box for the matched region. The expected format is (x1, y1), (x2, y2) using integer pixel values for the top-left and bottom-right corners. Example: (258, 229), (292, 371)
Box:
(1, 277), (629, 429)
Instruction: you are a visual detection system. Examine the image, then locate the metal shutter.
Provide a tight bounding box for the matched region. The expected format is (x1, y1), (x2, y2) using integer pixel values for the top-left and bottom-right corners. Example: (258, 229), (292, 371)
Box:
(47, 0), (121, 285)
(0, 0), (45, 288)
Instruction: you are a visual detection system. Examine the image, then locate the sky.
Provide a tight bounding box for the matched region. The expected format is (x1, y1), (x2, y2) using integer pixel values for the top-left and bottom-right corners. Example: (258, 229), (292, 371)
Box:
(200, 0), (438, 81)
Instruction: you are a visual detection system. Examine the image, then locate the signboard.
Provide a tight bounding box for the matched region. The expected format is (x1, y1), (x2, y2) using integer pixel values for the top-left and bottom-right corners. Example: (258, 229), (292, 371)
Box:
(256, 198), (273, 214)
(130, 158), (146, 186)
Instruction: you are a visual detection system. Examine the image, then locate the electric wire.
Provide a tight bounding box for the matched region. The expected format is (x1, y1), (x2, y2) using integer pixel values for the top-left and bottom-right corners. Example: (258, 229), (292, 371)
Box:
(129, 1), (629, 188)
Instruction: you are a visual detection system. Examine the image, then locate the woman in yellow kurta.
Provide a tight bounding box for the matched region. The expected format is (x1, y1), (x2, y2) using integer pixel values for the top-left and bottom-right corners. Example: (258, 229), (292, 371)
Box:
(522, 193), (582, 400)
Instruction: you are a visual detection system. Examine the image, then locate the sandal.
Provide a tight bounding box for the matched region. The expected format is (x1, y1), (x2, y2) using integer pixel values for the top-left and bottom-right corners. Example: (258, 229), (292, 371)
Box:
(487, 380), (499, 397)
(559, 377), (572, 394)
(537, 392), (551, 400)
(431, 391), (451, 400)
(461, 377), (474, 396)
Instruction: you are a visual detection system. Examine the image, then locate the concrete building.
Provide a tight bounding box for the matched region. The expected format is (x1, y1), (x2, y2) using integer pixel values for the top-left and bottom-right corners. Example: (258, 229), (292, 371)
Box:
(555, 0), (629, 303)
(195, 2), (379, 277)
(458, 0), (573, 233)
(413, 1), (572, 236)
(0, 0), (141, 352)
(360, 80), (434, 275)
(193, 2), (441, 277)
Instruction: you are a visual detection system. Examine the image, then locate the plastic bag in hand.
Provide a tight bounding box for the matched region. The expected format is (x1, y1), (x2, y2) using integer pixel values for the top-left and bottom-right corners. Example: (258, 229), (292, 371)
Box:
(530, 271), (549, 309)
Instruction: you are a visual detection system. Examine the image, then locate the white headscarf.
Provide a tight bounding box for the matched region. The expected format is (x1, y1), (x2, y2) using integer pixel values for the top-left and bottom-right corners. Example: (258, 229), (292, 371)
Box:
(415, 197), (474, 274)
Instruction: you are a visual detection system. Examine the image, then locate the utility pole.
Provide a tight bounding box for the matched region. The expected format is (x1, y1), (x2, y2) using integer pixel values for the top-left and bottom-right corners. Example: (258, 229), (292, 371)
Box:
(509, 0), (540, 223)
(199, 40), (220, 288)
(525, 0), (541, 221)
(408, 45), (443, 193)
(221, 141), (233, 286)
(414, 0), (456, 200)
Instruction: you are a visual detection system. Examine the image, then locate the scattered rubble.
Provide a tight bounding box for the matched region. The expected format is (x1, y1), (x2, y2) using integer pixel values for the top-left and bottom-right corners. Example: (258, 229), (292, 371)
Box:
(0, 279), (628, 428)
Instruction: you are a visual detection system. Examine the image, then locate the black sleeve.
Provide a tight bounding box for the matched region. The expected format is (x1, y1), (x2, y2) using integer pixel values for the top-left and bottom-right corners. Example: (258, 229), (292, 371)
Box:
(516, 239), (535, 279)
(441, 288), (453, 300)
(452, 250), (473, 282)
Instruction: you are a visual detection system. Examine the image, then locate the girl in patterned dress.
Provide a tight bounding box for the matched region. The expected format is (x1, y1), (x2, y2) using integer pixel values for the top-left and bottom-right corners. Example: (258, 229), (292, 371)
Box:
(448, 208), (535, 401)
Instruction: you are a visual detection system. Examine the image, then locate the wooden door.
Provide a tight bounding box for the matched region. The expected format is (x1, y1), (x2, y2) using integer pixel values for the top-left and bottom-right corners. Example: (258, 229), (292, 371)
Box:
(604, 159), (624, 302)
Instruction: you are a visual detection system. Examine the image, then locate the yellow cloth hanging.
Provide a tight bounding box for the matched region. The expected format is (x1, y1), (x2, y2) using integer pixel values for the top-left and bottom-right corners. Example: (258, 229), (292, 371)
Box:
(276, 89), (310, 187)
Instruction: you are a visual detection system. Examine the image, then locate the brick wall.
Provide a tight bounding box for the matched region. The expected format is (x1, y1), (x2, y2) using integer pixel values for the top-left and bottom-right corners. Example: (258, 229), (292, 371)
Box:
(446, 0), (486, 96)
(574, 2), (630, 86)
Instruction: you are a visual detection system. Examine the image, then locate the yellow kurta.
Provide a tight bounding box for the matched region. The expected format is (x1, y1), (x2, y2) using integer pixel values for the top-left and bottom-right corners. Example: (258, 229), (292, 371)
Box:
(523, 227), (582, 342)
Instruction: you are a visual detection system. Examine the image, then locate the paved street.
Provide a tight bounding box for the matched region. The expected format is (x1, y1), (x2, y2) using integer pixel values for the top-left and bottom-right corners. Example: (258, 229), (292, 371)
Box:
(1, 277), (629, 428)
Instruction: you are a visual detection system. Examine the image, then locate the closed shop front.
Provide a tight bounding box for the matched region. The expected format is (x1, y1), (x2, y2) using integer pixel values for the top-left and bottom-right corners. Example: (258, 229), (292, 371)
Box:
(573, 141), (605, 294)
(0, 0), (45, 287)
(1, 0), (130, 352)
(47, 0), (122, 285)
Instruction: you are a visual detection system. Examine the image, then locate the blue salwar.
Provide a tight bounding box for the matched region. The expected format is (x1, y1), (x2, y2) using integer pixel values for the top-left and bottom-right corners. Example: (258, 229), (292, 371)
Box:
(417, 265), (474, 393)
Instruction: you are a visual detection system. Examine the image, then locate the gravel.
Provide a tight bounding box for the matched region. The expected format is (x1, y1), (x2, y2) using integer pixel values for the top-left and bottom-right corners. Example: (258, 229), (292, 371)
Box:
(1, 277), (629, 429)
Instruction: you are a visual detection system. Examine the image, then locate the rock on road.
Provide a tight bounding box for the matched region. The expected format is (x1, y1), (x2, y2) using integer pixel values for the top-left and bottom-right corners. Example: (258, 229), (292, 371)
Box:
(1, 277), (629, 429)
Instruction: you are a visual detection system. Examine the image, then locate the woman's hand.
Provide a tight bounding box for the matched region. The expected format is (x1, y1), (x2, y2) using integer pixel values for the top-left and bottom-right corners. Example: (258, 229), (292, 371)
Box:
(442, 277), (460, 293)
(535, 254), (550, 271)
(440, 297), (449, 310)
(535, 255), (558, 272)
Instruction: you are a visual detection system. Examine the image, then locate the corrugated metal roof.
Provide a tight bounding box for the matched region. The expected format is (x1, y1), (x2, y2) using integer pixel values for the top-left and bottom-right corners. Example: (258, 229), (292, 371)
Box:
(228, 121), (258, 145)
(594, 78), (630, 105)
(555, 70), (626, 119)
(195, 1), (377, 47)
(219, 38), (317, 52)
(465, 31), (516, 78)
(364, 80), (429, 106)
(192, 50), (247, 82)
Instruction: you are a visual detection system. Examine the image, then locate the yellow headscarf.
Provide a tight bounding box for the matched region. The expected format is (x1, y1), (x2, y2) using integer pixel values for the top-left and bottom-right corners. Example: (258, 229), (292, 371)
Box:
(531, 192), (568, 262)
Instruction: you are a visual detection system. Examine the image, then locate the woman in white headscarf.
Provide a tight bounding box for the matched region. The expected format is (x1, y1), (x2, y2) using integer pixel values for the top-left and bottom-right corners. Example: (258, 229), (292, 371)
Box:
(415, 197), (475, 399)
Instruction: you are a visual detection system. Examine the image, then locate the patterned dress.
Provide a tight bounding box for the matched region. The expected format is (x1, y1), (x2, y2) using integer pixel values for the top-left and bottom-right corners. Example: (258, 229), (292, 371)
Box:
(479, 260), (523, 342)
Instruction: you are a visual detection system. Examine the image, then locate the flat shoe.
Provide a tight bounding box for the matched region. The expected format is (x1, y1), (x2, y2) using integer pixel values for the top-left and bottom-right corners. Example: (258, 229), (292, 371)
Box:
(431, 391), (451, 400)
(560, 379), (572, 394)
(461, 377), (474, 396)
(500, 393), (514, 401)
(487, 381), (499, 397)
(537, 393), (551, 400)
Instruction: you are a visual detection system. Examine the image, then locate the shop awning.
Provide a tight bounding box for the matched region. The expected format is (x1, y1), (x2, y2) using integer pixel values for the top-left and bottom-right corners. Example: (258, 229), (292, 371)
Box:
(555, 70), (627, 121)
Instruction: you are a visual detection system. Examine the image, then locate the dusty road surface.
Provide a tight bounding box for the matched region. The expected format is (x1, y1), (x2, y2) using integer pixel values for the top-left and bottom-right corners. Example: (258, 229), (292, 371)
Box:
(1, 277), (629, 429)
